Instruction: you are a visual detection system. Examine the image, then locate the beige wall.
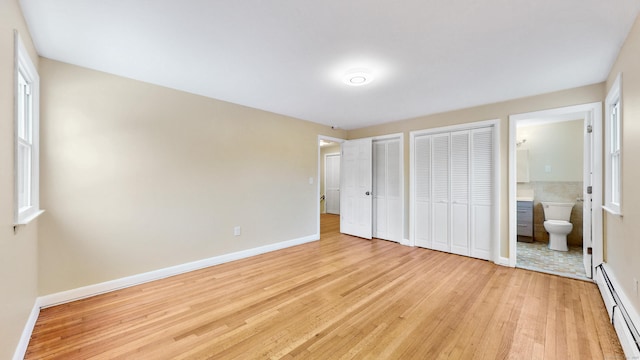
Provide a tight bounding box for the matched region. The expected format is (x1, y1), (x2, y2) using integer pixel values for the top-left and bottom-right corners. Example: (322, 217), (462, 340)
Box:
(38, 58), (344, 295)
(347, 83), (604, 259)
(604, 15), (640, 317)
(518, 120), (584, 181)
(320, 143), (341, 214)
(0, 0), (40, 358)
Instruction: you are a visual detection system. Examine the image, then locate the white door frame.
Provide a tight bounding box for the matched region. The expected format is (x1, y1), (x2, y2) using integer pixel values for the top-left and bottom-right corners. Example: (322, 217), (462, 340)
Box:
(508, 102), (603, 274)
(317, 135), (345, 236)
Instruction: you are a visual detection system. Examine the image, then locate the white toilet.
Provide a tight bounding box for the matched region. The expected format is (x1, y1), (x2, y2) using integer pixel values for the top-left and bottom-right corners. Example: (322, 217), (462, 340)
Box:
(542, 202), (574, 251)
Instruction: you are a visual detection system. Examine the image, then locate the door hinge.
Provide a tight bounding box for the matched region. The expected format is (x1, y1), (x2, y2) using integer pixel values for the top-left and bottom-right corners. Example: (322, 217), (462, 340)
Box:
(587, 247), (593, 255)
(587, 124), (593, 133)
(587, 186), (592, 194)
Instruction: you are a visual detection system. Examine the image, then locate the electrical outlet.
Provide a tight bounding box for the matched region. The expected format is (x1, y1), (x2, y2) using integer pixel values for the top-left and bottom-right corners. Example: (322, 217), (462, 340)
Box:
(234, 226), (241, 236)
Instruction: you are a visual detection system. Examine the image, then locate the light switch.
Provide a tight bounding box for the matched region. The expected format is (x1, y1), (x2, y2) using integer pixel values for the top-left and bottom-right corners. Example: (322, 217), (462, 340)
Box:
(309, 177), (314, 185)
(545, 165), (552, 173)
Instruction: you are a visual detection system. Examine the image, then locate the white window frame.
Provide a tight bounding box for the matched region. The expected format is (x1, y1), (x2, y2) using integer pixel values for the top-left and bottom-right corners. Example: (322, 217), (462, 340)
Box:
(604, 73), (622, 216)
(14, 32), (43, 225)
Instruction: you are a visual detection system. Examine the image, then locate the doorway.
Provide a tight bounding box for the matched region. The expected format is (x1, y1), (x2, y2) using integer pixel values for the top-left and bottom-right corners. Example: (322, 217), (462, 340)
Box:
(509, 103), (603, 279)
(318, 136), (344, 235)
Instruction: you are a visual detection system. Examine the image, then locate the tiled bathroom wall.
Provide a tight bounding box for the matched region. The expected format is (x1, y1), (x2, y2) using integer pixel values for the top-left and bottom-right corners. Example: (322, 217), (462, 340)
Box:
(517, 181), (584, 246)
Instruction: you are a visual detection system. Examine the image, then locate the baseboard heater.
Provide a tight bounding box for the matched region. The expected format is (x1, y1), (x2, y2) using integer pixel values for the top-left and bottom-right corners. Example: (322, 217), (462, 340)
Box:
(595, 264), (640, 359)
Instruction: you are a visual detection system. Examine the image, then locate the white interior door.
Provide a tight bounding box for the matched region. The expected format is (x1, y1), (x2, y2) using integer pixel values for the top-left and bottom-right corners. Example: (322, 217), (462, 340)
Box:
(340, 139), (373, 239)
(431, 133), (450, 252)
(414, 136), (431, 248)
(412, 126), (494, 261)
(470, 127), (494, 260)
(325, 153), (341, 215)
(583, 116), (593, 278)
(373, 138), (402, 242)
(373, 142), (388, 239)
(450, 131), (470, 256)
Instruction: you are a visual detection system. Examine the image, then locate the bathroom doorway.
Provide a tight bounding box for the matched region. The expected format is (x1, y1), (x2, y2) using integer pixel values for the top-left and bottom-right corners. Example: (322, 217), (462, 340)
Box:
(508, 103), (602, 280)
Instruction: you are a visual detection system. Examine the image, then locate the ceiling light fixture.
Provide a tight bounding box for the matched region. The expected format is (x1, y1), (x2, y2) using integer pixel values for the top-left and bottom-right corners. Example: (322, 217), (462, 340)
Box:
(342, 68), (374, 87)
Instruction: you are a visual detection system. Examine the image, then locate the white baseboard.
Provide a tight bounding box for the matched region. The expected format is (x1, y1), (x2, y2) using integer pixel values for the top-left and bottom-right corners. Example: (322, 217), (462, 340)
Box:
(15, 233), (319, 358)
(38, 233), (319, 308)
(495, 256), (511, 267)
(400, 238), (411, 246)
(595, 263), (640, 359)
(13, 300), (40, 360)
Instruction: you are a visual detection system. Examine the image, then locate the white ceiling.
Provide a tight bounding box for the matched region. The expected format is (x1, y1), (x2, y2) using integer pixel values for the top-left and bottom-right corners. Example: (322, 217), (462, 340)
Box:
(19, 0), (640, 130)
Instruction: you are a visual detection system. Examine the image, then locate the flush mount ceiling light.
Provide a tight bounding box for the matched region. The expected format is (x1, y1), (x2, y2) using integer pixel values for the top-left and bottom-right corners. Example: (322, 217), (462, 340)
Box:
(342, 68), (374, 87)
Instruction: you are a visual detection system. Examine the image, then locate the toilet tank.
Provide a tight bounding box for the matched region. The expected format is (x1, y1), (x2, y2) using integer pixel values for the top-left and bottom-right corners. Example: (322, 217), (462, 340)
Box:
(541, 202), (574, 221)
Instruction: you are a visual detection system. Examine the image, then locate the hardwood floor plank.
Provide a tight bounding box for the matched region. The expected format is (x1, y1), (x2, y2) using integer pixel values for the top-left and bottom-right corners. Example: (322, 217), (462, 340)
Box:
(25, 214), (624, 359)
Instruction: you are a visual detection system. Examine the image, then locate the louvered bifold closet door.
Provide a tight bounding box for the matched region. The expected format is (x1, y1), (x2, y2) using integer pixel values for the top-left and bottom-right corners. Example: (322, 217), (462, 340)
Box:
(373, 142), (388, 239)
(385, 139), (402, 242)
(373, 139), (402, 243)
(450, 131), (470, 256)
(414, 136), (431, 248)
(470, 127), (494, 260)
(431, 133), (450, 253)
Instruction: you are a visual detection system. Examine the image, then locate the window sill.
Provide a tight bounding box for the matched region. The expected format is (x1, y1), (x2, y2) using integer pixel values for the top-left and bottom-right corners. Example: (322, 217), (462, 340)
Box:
(603, 206), (623, 217)
(15, 209), (45, 226)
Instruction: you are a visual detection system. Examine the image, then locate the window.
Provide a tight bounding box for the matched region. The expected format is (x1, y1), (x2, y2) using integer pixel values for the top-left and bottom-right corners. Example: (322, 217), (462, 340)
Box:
(14, 32), (43, 225)
(604, 73), (622, 215)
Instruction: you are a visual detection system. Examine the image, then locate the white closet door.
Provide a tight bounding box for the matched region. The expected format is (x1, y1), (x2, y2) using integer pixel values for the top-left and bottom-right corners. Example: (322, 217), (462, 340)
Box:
(373, 142), (388, 238)
(325, 154), (341, 215)
(386, 139), (402, 242)
(373, 139), (402, 242)
(431, 133), (450, 252)
(450, 131), (470, 256)
(414, 135), (431, 248)
(340, 139), (373, 239)
(470, 127), (493, 260)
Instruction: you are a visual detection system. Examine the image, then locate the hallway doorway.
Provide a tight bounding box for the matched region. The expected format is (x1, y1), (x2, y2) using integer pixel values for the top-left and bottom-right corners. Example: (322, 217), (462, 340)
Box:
(318, 136), (344, 236)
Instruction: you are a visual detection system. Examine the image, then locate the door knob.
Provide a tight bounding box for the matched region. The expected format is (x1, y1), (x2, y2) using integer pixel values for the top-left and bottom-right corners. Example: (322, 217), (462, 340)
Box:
(366, 191), (370, 195)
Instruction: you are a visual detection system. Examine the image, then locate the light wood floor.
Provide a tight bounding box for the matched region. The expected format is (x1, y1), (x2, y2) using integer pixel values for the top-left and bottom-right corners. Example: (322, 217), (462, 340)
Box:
(26, 214), (623, 359)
